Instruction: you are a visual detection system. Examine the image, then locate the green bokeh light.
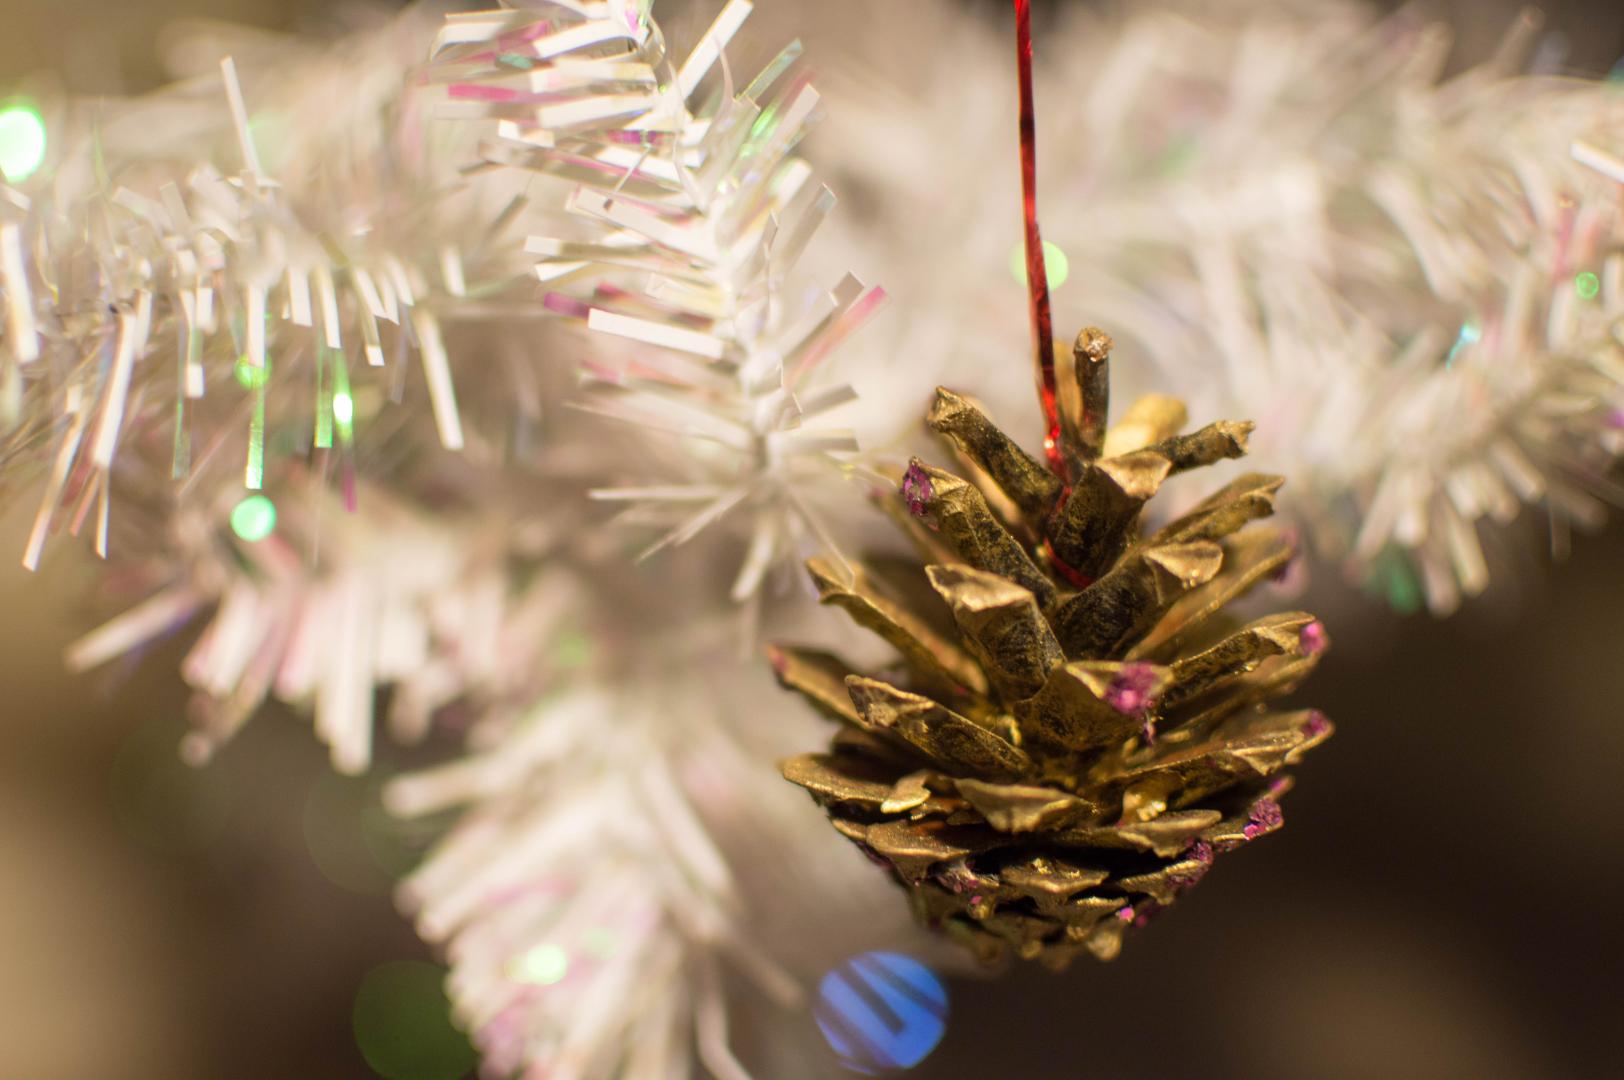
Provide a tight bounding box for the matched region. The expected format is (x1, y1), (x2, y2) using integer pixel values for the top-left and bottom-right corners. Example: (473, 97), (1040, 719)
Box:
(1008, 240), (1070, 289)
(1366, 547), (1422, 616)
(234, 356), (269, 389)
(1155, 134), (1200, 178)
(332, 390), (355, 425)
(0, 104), (47, 182)
(109, 714), (232, 853)
(1576, 271), (1601, 301)
(352, 962), (476, 1080)
(554, 629), (594, 670)
(229, 494), (277, 542)
(509, 943), (569, 986)
(581, 927), (619, 959)
(303, 774), (415, 896)
(1445, 320), (1481, 367)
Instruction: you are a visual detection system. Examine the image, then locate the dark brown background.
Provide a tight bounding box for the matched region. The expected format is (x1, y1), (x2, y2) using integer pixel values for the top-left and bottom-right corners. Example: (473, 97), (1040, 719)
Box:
(2, 2), (1622, 1077)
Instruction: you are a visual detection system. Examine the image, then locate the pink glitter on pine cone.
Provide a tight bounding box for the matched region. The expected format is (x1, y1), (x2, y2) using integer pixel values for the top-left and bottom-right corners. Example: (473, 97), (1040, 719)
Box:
(901, 462), (934, 517)
(1243, 798), (1285, 840)
(1104, 662), (1160, 716)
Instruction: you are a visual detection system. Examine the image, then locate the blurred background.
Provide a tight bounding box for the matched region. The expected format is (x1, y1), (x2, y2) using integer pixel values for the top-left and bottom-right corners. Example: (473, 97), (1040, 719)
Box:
(3, 1), (1623, 1077)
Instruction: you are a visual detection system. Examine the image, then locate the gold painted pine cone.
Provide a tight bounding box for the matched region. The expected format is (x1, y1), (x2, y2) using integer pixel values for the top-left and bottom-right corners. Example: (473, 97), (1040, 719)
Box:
(771, 329), (1333, 969)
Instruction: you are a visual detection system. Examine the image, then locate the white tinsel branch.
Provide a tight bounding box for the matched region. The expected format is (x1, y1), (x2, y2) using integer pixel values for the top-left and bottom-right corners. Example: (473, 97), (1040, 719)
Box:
(386, 689), (796, 1080)
(0, 17), (522, 572)
(428, 0), (882, 603)
(62, 471), (582, 772)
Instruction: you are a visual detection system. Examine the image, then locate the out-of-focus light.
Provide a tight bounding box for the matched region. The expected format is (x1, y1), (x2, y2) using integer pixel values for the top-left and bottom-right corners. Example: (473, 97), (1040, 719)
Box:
(304, 774), (412, 896)
(0, 104), (46, 182)
(1008, 239), (1070, 289)
(1368, 548), (1422, 616)
(110, 714), (232, 852)
(509, 943), (569, 986)
(581, 927), (619, 959)
(815, 951), (948, 1075)
(229, 494), (277, 542)
(234, 357), (269, 390)
(1576, 271), (1601, 300)
(1444, 321), (1481, 367)
(554, 629), (594, 670)
(332, 391), (355, 425)
(352, 961), (476, 1080)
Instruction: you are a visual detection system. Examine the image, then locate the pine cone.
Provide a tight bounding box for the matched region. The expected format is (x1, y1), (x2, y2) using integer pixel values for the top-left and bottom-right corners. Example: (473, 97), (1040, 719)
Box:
(770, 329), (1332, 968)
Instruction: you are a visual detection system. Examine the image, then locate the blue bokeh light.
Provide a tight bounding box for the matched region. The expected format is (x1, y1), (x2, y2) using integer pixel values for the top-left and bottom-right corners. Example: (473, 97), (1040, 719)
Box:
(815, 951), (948, 1075)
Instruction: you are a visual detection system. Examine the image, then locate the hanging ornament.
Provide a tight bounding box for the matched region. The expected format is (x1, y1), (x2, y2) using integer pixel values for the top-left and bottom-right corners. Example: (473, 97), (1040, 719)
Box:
(769, 0), (1335, 967)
